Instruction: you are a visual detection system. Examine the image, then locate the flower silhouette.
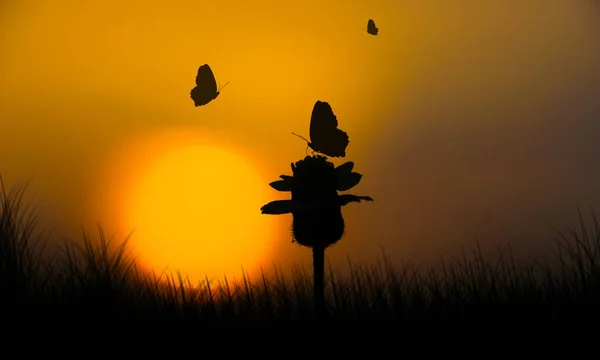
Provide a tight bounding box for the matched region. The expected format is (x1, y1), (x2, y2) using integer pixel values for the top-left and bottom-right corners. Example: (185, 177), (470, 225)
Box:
(261, 155), (373, 319)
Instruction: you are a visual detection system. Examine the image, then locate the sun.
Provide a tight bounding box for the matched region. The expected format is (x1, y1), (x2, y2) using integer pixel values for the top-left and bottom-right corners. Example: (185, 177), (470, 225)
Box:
(125, 143), (272, 284)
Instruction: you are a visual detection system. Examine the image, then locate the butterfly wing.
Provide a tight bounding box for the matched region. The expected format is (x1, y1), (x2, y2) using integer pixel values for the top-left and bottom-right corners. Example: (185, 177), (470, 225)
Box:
(309, 101), (349, 157)
(190, 64), (219, 107)
(367, 19), (379, 35)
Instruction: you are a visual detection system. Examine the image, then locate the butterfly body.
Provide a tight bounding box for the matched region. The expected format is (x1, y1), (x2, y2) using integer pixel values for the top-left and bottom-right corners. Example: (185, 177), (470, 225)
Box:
(190, 64), (228, 107)
(367, 19), (379, 35)
(293, 101), (349, 158)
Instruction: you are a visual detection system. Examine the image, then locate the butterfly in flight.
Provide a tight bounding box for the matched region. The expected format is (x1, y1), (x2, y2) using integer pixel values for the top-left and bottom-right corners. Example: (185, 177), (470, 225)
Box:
(292, 101), (349, 158)
(367, 19), (379, 36)
(190, 64), (229, 107)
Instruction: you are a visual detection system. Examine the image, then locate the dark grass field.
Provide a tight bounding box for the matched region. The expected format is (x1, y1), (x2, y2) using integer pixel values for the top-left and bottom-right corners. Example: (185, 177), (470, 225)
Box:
(2, 177), (599, 344)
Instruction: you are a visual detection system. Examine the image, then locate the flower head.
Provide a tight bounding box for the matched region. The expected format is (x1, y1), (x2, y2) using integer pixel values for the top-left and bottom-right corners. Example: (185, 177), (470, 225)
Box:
(261, 155), (373, 248)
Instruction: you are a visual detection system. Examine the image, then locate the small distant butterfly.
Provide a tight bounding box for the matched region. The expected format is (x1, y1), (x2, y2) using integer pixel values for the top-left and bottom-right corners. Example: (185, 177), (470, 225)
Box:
(367, 19), (379, 35)
(190, 64), (229, 107)
(292, 101), (349, 158)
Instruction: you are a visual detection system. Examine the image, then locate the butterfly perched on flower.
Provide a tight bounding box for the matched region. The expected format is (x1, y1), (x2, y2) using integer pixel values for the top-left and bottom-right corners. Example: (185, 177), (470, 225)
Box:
(190, 64), (229, 107)
(292, 101), (350, 158)
(367, 19), (379, 35)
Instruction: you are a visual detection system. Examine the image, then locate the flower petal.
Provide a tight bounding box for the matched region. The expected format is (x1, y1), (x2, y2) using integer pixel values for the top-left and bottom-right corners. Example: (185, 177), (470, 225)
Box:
(337, 172), (363, 191)
(269, 180), (292, 192)
(338, 194), (373, 206)
(335, 161), (354, 174)
(261, 200), (294, 214)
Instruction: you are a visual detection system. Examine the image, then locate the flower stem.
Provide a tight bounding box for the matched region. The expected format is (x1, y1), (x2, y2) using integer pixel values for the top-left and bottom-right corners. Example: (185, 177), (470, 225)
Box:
(312, 245), (326, 321)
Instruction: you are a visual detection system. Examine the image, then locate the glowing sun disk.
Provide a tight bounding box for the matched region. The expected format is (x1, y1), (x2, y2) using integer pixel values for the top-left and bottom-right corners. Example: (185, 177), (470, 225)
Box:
(127, 144), (272, 282)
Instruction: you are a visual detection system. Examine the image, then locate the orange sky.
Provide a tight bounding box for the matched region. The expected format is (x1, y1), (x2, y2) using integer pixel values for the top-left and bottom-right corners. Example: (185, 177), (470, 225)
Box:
(1, 0), (600, 281)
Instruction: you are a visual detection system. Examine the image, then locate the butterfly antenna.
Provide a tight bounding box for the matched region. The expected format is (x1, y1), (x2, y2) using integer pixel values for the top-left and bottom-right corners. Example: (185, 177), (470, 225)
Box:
(291, 132), (310, 144)
(218, 82), (230, 92)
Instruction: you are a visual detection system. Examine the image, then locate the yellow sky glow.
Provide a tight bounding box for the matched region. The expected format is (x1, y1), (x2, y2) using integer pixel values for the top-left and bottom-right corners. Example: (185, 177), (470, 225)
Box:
(1, 0), (599, 279)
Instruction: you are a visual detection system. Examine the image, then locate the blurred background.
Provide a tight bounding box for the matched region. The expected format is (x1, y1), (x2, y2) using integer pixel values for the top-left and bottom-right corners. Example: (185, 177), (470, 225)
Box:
(1, 0), (599, 282)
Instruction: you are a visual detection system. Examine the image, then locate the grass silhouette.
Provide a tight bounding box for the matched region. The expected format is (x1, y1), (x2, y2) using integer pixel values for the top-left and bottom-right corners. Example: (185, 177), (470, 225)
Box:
(1, 175), (599, 339)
